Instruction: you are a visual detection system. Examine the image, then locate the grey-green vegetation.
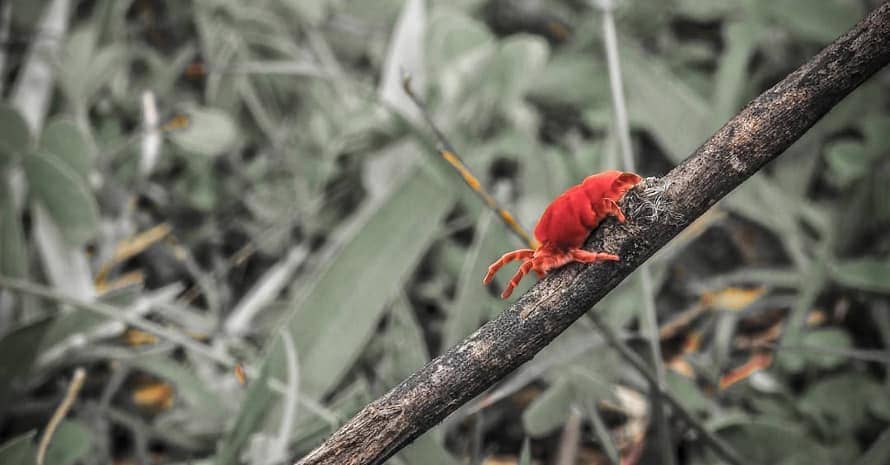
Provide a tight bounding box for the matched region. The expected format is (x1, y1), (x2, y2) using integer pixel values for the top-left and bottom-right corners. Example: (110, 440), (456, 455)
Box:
(0, 0), (888, 464)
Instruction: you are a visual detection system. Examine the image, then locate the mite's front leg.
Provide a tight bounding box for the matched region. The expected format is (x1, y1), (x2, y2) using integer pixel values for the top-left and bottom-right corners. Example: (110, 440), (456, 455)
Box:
(598, 198), (626, 223)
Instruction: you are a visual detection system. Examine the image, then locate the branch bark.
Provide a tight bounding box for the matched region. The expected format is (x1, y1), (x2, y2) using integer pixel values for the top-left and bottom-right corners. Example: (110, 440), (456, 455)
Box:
(296, 4), (890, 465)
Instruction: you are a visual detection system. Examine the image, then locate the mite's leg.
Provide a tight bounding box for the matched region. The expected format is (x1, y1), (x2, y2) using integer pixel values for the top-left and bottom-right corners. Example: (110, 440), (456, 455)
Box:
(483, 249), (535, 284)
(599, 198), (626, 223)
(502, 260), (535, 299)
(570, 249), (619, 263)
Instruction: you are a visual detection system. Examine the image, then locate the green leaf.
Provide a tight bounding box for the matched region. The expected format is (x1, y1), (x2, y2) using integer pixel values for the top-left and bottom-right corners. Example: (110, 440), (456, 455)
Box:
(0, 319), (54, 404)
(387, 300), (457, 465)
(488, 36), (549, 103)
(759, 0), (862, 43)
(40, 119), (91, 180)
(170, 108), (239, 157)
(622, 41), (716, 163)
(799, 329), (852, 369)
(829, 259), (890, 293)
(216, 360), (274, 465)
(292, 379), (372, 449)
(428, 9), (493, 69)
(0, 103), (32, 164)
(0, 431), (36, 465)
(277, 0), (327, 26)
(713, 19), (765, 120)
(382, 297), (432, 384)
(43, 420), (91, 465)
(287, 169), (454, 398)
(666, 370), (711, 415)
(800, 373), (890, 434)
(529, 53), (610, 107)
(58, 26), (125, 108)
(522, 378), (573, 437)
(715, 419), (831, 464)
(131, 355), (227, 419)
(23, 151), (99, 245)
(399, 432), (458, 465)
(674, 0), (736, 21)
(444, 210), (510, 348)
(861, 117), (890, 149)
(0, 179), (28, 279)
(825, 140), (870, 186)
(221, 169), (454, 464)
(37, 309), (105, 356)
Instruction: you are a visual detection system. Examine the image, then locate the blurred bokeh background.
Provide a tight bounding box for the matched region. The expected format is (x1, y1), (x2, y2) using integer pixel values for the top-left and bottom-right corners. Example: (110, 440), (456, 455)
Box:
(1, 0), (889, 464)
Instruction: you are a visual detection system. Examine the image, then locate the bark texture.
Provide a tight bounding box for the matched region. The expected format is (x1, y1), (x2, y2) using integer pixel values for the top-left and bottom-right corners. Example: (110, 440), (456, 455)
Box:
(296, 4), (890, 465)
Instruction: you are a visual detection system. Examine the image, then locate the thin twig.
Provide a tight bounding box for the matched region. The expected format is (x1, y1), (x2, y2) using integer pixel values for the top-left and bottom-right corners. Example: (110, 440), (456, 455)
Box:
(402, 75), (538, 249)
(0, 276), (236, 367)
(597, 1), (674, 463)
(294, 5), (890, 465)
(37, 367), (86, 465)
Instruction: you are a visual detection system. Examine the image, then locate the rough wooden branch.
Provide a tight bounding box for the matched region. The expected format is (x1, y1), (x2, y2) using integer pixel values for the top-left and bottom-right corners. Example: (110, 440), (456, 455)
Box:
(296, 4), (890, 465)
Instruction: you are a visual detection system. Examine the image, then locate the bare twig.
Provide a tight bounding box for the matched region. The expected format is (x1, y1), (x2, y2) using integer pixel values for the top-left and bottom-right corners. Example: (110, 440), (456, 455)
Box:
(402, 76), (539, 249)
(37, 367), (86, 465)
(295, 5), (890, 465)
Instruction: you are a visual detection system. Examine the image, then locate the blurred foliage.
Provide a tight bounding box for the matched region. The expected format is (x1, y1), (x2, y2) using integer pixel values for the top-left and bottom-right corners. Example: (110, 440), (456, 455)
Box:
(0, 0), (889, 464)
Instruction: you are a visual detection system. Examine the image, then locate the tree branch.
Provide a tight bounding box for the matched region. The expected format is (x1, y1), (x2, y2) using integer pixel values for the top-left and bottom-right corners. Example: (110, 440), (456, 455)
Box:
(295, 4), (890, 465)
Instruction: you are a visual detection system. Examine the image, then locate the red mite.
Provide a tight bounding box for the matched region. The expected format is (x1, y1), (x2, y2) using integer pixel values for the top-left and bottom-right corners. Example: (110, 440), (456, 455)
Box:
(483, 170), (642, 299)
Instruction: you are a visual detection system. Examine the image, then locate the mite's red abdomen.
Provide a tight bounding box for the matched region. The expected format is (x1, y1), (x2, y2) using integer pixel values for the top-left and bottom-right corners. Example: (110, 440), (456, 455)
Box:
(533, 186), (591, 250)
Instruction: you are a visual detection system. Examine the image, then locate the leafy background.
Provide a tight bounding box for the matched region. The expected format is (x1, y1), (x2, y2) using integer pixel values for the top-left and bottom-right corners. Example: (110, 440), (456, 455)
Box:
(0, 0), (889, 464)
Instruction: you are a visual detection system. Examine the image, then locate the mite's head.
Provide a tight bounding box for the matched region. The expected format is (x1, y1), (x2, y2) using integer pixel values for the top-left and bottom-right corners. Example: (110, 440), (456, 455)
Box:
(581, 170), (643, 202)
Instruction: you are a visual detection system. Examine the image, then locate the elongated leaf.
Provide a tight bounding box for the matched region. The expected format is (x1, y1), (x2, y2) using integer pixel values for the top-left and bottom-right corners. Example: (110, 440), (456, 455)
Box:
(220, 169), (454, 464)
(387, 299), (458, 465)
(829, 259), (890, 293)
(444, 210), (510, 347)
(43, 420), (91, 465)
(530, 52), (610, 106)
(0, 178), (28, 278)
(132, 355), (227, 419)
(0, 103), (32, 164)
(713, 19), (764, 120)
(758, 0), (862, 43)
(216, 359), (274, 465)
(622, 40), (716, 163)
(428, 9), (493, 70)
(399, 432), (458, 465)
(58, 26), (124, 108)
(0, 431), (35, 465)
(522, 377), (573, 437)
(23, 150), (99, 245)
(292, 378), (372, 449)
(40, 119), (90, 180)
(799, 329), (852, 369)
(288, 169), (453, 397)
(715, 419), (831, 464)
(0, 319), (53, 405)
(800, 373), (890, 433)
